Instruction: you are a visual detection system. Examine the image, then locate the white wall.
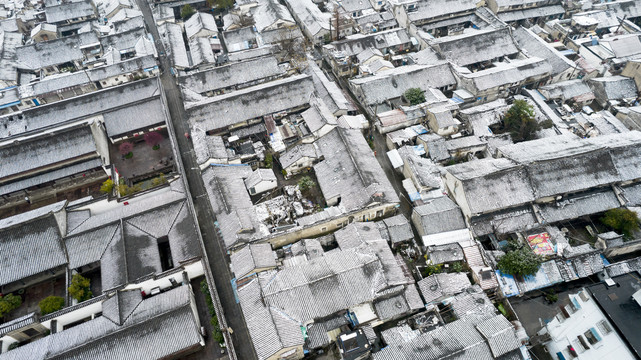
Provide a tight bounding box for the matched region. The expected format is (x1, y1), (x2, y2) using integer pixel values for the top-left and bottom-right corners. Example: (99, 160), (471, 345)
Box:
(124, 260), (204, 294)
(543, 290), (636, 360)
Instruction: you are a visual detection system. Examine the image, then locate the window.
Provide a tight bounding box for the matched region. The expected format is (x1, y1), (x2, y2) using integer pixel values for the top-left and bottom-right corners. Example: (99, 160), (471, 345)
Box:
(597, 320), (612, 335)
(578, 290), (589, 302)
(584, 328), (601, 345)
(571, 338), (585, 353)
(570, 297), (582, 311)
(576, 335), (590, 350)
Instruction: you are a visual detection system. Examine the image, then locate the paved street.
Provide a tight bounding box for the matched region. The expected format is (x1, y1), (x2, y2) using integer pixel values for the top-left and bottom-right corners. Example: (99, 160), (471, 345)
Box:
(135, 2), (256, 359)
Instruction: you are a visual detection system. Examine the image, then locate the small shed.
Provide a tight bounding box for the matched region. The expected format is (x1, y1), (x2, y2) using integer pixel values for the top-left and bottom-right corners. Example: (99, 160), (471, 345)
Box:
(245, 168), (277, 195)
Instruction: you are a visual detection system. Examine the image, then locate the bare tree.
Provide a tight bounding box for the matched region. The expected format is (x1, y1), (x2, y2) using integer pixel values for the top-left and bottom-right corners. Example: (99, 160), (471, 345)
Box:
(276, 29), (310, 71)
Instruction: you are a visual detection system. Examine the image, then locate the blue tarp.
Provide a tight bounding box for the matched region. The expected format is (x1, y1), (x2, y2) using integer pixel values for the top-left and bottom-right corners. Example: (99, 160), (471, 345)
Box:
(410, 124), (428, 135)
(408, 192), (421, 202)
(411, 145), (426, 156)
(496, 270), (520, 297)
(230, 278), (240, 303)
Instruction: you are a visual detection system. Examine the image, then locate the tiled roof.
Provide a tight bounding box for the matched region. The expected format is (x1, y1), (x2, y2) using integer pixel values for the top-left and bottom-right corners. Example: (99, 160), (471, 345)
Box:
(430, 28), (519, 67)
(383, 214), (414, 245)
(313, 128), (399, 212)
(179, 56), (284, 95)
(230, 243), (277, 278)
(0, 125), (97, 181)
(417, 272), (471, 304)
(2, 286), (203, 360)
(186, 74), (314, 132)
(0, 215), (66, 286)
(475, 315), (520, 358)
(427, 243), (464, 265)
(413, 197), (467, 235)
(237, 278), (304, 360)
(374, 285), (423, 321)
(349, 63), (456, 105)
(259, 245), (387, 322)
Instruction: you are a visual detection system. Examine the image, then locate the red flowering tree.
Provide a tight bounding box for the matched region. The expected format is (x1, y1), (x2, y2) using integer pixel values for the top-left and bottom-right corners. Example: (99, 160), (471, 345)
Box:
(119, 142), (134, 158)
(144, 131), (163, 150)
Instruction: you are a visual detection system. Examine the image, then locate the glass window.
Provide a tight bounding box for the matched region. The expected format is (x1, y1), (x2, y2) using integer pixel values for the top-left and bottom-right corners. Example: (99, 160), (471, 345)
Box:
(597, 320), (612, 335)
(584, 329), (600, 345)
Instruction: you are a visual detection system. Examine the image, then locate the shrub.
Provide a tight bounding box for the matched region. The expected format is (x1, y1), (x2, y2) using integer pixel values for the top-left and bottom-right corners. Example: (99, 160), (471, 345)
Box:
(298, 176), (315, 194)
(367, 138), (375, 150)
(0, 293), (22, 317)
(68, 274), (92, 302)
(264, 152), (273, 169)
(100, 179), (114, 194)
(181, 4), (195, 19)
(119, 142), (134, 157)
(449, 262), (464, 273)
(601, 208), (640, 238)
(404, 88), (426, 105)
(151, 174), (168, 187)
(119, 183), (142, 197)
(503, 100), (540, 143)
(422, 264), (443, 277)
(39, 296), (65, 315)
(200, 280), (225, 345)
(208, 0), (233, 9)
(545, 290), (559, 304)
(144, 131), (163, 150)
(497, 242), (543, 278)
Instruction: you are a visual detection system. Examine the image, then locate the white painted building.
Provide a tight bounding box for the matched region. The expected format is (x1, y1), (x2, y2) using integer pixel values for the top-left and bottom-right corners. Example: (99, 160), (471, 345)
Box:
(539, 288), (636, 360)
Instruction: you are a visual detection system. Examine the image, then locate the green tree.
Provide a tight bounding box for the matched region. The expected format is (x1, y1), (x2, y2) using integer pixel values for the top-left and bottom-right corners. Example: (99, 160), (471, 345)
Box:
(601, 208), (640, 238)
(151, 174), (168, 187)
(208, 0), (233, 9)
(118, 178), (142, 196)
(298, 176), (315, 194)
(264, 152), (273, 169)
(100, 179), (114, 194)
(0, 294), (22, 317)
(39, 296), (65, 315)
(497, 242), (543, 278)
(449, 262), (464, 273)
(68, 274), (92, 302)
(503, 100), (540, 143)
(404, 88), (426, 105)
(422, 263), (443, 277)
(545, 290), (559, 304)
(181, 5), (195, 20)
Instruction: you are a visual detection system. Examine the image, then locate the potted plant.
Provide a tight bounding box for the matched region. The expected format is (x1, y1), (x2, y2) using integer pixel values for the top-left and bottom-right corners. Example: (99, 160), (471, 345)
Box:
(119, 142), (134, 159)
(144, 131), (163, 150)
